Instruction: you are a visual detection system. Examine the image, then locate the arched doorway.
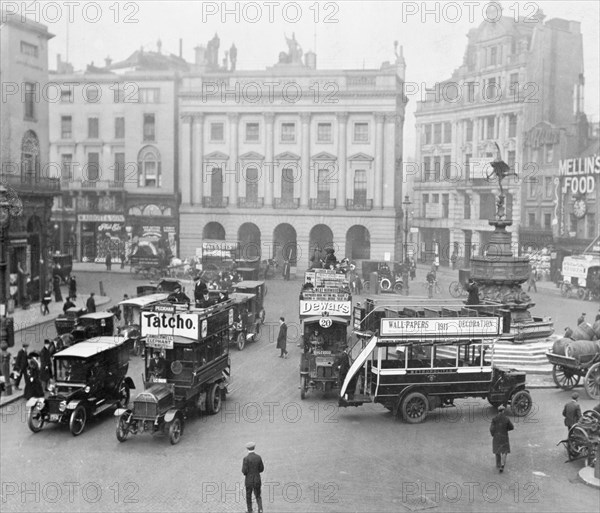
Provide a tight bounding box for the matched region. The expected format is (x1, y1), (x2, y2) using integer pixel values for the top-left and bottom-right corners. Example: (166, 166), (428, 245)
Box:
(238, 223), (261, 259)
(346, 225), (370, 260)
(21, 130), (40, 182)
(273, 224), (297, 265)
(203, 222), (225, 240)
(309, 225), (335, 265)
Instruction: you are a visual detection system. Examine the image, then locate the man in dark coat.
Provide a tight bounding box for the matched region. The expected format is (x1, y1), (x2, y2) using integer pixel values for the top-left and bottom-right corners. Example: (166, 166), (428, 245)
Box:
(86, 292), (96, 313)
(276, 317), (288, 358)
(562, 392), (582, 432)
(13, 341), (29, 390)
(465, 279), (480, 306)
(39, 340), (53, 391)
(63, 297), (76, 313)
(105, 252), (112, 271)
(194, 279), (208, 304)
(68, 275), (77, 298)
(242, 442), (264, 513)
(148, 352), (167, 379)
(24, 355), (44, 399)
(53, 274), (63, 302)
(167, 287), (190, 304)
(490, 405), (514, 472)
(577, 313), (586, 326)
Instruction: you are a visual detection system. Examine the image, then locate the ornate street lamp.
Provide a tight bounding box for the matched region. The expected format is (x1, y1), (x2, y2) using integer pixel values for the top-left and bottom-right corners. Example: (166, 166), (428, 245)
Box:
(402, 195), (412, 296)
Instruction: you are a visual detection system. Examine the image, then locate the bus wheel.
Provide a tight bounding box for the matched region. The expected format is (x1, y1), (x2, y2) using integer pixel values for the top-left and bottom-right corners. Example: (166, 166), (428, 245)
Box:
(402, 392), (429, 424)
(207, 383), (222, 414)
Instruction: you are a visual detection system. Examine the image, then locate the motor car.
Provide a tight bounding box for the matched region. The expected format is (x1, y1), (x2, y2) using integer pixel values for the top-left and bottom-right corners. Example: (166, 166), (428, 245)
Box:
(71, 312), (117, 343)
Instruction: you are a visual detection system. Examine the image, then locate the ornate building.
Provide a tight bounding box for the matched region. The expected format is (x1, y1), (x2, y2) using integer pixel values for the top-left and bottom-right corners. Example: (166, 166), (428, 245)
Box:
(1, 12), (57, 304)
(178, 36), (407, 268)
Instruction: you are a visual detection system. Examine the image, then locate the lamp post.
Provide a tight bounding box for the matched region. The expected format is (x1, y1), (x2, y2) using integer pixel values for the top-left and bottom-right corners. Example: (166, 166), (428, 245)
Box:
(402, 195), (412, 296)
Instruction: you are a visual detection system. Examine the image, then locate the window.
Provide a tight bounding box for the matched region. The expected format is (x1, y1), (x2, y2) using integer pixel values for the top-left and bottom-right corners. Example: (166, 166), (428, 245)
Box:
(486, 116), (495, 139)
(114, 153), (125, 183)
(246, 167), (258, 202)
(465, 120), (473, 141)
(527, 213), (538, 227)
(87, 152), (100, 181)
(464, 194), (471, 219)
(61, 116), (72, 139)
(210, 122), (224, 142)
(544, 177), (553, 198)
(24, 82), (36, 120)
(113, 87), (124, 103)
(61, 154), (72, 181)
(465, 154), (472, 181)
(138, 146), (161, 187)
(442, 194), (449, 217)
(432, 193), (440, 204)
(139, 88), (160, 103)
(528, 180), (537, 199)
(433, 156), (441, 182)
(543, 213), (552, 230)
(433, 123), (442, 144)
(60, 89), (72, 103)
(467, 82), (475, 102)
(507, 151), (516, 172)
(480, 193), (496, 219)
(115, 117), (125, 139)
(422, 194), (429, 217)
(85, 87), (100, 103)
(281, 167), (294, 200)
(317, 169), (330, 203)
(143, 114), (155, 142)
(317, 123), (332, 143)
(443, 122), (451, 143)
(245, 123), (259, 142)
(587, 213), (597, 238)
(353, 170), (367, 204)
(442, 155), (451, 180)
(424, 124), (432, 144)
(353, 122), (368, 143)
(88, 117), (99, 138)
(20, 41), (38, 57)
(508, 114), (517, 138)
(210, 167), (223, 199)
(545, 144), (554, 163)
(281, 122), (296, 143)
(490, 46), (497, 66)
(423, 157), (432, 182)
(510, 73), (519, 88)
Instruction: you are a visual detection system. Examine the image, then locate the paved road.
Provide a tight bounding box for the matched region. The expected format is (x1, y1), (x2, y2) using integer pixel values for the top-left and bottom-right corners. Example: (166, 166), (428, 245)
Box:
(1, 276), (599, 512)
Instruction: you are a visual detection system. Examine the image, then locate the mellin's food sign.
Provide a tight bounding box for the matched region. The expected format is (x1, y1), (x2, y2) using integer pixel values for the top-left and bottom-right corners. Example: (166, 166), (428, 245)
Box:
(141, 312), (199, 339)
(559, 154), (600, 194)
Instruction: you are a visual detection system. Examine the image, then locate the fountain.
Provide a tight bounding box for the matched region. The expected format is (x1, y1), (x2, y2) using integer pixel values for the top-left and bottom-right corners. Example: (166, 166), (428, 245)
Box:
(470, 147), (554, 343)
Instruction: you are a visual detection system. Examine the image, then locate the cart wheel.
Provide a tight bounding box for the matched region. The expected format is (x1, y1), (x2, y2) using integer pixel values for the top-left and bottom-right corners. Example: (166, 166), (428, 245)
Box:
(116, 414), (129, 443)
(237, 332), (246, 351)
(584, 362), (600, 399)
(27, 405), (45, 433)
(401, 392), (429, 424)
(117, 380), (130, 408)
(449, 281), (462, 298)
(552, 365), (581, 390)
(363, 281), (370, 294)
(300, 375), (308, 400)
(69, 405), (87, 436)
(510, 390), (532, 417)
(567, 426), (590, 461)
(576, 288), (586, 300)
(168, 417), (182, 445)
(393, 281), (403, 294)
(207, 383), (222, 414)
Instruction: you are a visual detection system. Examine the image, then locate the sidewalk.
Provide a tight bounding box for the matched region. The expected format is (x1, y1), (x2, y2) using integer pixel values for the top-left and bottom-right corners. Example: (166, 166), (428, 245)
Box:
(73, 261), (132, 274)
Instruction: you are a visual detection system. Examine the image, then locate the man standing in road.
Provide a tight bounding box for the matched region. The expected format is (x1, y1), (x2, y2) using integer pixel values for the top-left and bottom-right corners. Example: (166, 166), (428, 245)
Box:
(577, 312), (586, 326)
(12, 341), (29, 390)
(86, 292), (96, 313)
(465, 279), (480, 306)
(490, 404), (514, 473)
(68, 275), (77, 299)
(527, 268), (538, 293)
(562, 392), (582, 433)
(105, 251), (112, 271)
(242, 442), (264, 513)
(277, 317), (288, 358)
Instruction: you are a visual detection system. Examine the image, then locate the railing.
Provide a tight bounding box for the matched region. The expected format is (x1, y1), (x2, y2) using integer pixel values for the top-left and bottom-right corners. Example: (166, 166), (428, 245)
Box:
(1, 173), (60, 192)
(309, 198), (336, 210)
(346, 199), (373, 211)
(61, 179), (126, 191)
(273, 198), (300, 209)
(237, 197), (264, 208)
(202, 196), (230, 208)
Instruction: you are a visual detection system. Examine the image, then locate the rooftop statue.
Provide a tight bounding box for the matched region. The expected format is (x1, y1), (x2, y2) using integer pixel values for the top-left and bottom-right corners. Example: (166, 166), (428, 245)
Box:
(279, 33), (303, 64)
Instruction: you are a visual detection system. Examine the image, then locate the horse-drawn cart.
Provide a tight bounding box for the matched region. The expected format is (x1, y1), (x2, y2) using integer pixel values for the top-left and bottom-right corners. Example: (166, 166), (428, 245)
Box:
(558, 408), (600, 467)
(546, 342), (600, 399)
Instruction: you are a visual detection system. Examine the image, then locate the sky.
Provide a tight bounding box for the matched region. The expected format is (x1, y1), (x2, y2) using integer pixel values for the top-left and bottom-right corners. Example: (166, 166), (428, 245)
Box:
(6, 0), (600, 158)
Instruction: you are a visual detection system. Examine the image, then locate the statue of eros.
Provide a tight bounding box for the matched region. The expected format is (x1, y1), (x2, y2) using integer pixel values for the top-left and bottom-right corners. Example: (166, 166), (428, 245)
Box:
(487, 142), (518, 198)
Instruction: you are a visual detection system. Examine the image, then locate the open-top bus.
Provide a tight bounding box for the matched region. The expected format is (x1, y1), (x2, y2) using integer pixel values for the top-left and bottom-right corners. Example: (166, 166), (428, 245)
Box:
(339, 299), (533, 423)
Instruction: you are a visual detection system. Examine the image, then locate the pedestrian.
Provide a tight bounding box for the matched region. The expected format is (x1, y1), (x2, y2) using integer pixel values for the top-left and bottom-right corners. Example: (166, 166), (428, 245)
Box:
(53, 273), (63, 302)
(276, 317), (288, 358)
(12, 341), (29, 390)
(490, 404), (514, 473)
(562, 392), (582, 432)
(242, 442), (264, 513)
(577, 312), (586, 326)
(120, 251), (126, 269)
(282, 258), (291, 281)
(465, 279), (480, 306)
(86, 292), (96, 313)
(23, 354), (44, 400)
(595, 308), (600, 322)
(63, 296), (76, 313)
(39, 339), (53, 391)
(527, 268), (537, 293)
(410, 258), (416, 281)
(106, 252), (112, 271)
(68, 275), (77, 299)
(41, 289), (52, 315)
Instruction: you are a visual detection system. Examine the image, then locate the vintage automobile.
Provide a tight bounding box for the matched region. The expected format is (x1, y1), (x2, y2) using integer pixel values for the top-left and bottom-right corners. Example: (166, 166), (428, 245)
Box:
(71, 312), (117, 343)
(27, 336), (135, 436)
(560, 236), (600, 300)
(361, 261), (405, 294)
(339, 299), (533, 423)
(118, 293), (170, 355)
(52, 253), (73, 284)
(114, 299), (233, 445)
(54, 306), (87, 336)
(228, 291), (263, 350)
(299, 269), (352, 399)
(232, 281), (267, 324)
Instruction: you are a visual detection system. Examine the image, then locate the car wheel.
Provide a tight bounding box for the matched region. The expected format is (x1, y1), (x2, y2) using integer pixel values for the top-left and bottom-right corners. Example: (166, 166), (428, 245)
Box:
(510, 390), (532, 417)
(117, 381), (130, 408)
(69, 406), (87, 436)
(363, 281), (370, 294)
(401, 392), (429, 424)
(237, 332), (246, 351)
(27, 406), (45, 433)
(168, 417), (182, 445)
(116, 414), (129, 443)
(393, 281), (403, 294)
(300, 375), (308, 400)
(207, 383), (222, 414)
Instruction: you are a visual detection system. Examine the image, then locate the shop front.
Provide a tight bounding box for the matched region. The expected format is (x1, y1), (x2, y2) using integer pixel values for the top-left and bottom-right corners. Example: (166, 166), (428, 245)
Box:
(77, 214), (126, 263)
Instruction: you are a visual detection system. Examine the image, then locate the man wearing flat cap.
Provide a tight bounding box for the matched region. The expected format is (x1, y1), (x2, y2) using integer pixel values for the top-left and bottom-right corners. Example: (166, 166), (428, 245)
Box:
(562, 392), (581, 433)
(490, 404), (514, 473)
(242, 442), (264, 513)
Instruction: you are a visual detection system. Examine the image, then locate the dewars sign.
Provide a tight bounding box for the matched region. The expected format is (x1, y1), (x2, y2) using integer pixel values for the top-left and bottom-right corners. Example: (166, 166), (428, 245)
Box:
(559, 154), (600, 194)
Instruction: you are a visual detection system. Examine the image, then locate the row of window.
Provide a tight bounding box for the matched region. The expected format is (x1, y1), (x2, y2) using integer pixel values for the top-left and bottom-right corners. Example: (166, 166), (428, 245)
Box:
(421, 151), (516, 182)
(59, 87), (161, 104)
(422, 114), (518, 146)
(421, 193), (514, 221)
(60, 115), (155, 141)
(526, 211), (595, 237)
(527, 176), (555, 199)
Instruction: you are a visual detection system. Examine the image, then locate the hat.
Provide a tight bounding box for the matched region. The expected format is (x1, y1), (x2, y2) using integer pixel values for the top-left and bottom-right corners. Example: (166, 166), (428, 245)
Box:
(572, 392), (579, 400)
(246, 442), (256, 450)
(497, 405), (506, 411)
(44, 339), (51, 345)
